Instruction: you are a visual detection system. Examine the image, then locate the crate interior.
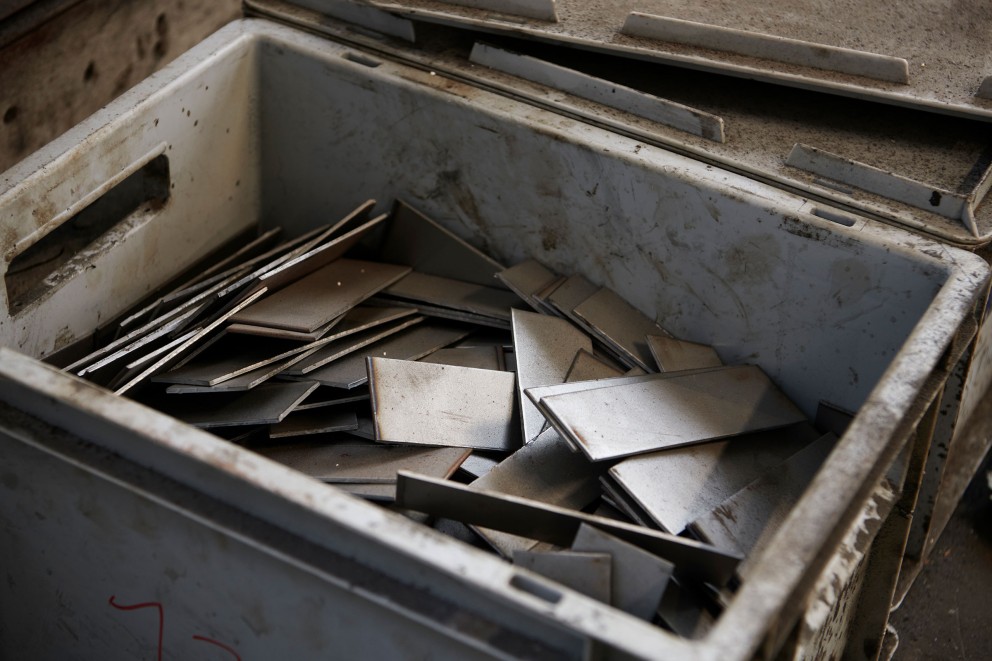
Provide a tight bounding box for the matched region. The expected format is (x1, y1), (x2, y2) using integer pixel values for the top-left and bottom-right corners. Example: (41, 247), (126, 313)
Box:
(251, 28), (946, 420)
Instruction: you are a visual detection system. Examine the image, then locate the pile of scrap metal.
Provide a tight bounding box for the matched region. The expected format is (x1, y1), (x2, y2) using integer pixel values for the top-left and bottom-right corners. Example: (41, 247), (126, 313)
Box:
(61, 199), (842, 638)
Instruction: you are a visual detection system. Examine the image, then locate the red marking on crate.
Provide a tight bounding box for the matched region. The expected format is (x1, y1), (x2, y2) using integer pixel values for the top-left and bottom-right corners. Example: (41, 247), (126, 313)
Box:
(108, 595), (164, 661)
(192, 635), (242, 660)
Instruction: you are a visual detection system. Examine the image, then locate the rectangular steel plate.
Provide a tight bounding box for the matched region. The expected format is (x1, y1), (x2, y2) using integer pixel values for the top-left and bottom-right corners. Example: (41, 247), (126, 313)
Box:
(395, 471), (741, 586)
(470, 426), (606, 554)
(512, 551), (612, 603)
(496, 259), (560, 311)
(689, 432), (837, 560)
(457, 450), (505, 479)
(572, 523), (673, 620)
(470, 426), (605, 509)
(564, 348), (625, 382)
(572, 287), (669, 371)
(545, 274), (597, 319)
(609, 424), (821, 533)
(378, 200), (505, 288)
(646, 334), (722, 372)
(231, 259), (412, 332)
(540, 365), (808, 461)
(369, 356), (519, 450)
(511, 309), (591, 443)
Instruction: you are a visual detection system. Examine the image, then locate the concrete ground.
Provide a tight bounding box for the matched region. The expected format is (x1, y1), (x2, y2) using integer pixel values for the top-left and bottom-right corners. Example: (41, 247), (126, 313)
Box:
(890, 450), (992, 660)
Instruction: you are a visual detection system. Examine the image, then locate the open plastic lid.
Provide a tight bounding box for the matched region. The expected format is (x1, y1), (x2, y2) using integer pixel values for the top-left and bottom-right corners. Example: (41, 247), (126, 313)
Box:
(258, 0), (992, 247)
(365, 0), (992, 122)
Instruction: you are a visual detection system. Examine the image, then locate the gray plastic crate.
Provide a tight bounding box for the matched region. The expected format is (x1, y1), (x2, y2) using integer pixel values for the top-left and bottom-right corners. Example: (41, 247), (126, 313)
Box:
(0, 18), (988, 660)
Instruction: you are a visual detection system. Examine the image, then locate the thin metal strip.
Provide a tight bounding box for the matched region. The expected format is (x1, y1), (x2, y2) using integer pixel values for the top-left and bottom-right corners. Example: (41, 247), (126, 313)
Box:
(419, 346), (502, 370)
(76, 304), (206, 376)
(437, 0), (557, 22)
(786, 143), (977, 236)
(233, 259), (412, 333)
(116, 222), (338, 333)
(471, 43), (725, 142)
(225, 316), (342, 341)
(173, 380), (320, 429)
(621, 12), (909, 84)
(395, 471), (742, 586)
(164, 351), (310, 393)
(300, 323), (472, 389)
(258, 442), (471, 483)
(254, 207), (383, 292)
(383, 271), (523, 321)
(268, 408), (360, 438)
(287, 0), (417, 41)
(285, 316), (425, 375)
(213, 206), (384, 301)
(153, 333), (320, 386)
(368, 297), (512, 330)
(114, 287), (269, 395)
(105, 329), (204, 391)
(66, 278), (229, 373)
(173, 227), (283, 292)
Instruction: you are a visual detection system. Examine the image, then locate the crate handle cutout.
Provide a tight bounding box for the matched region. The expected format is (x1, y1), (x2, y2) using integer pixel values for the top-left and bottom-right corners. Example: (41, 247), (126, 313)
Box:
(509, 573), (564, 604)
(343, 51), (381, 68)
(5, 144), (170, 313)
(811, 207), (858, 228)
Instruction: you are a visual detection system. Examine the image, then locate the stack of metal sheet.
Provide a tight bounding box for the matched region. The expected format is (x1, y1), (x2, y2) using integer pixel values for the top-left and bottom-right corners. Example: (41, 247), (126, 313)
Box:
(58, 199), (842, 637)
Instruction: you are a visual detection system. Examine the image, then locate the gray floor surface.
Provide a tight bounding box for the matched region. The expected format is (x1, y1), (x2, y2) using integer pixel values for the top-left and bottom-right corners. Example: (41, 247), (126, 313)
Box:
(890, 450), (992, 660)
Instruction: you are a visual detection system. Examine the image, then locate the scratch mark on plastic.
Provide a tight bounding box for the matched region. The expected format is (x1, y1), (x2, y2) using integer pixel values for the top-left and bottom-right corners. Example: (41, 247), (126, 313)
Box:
(192, 634), (242, 660)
